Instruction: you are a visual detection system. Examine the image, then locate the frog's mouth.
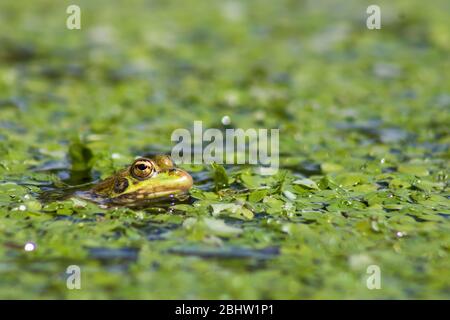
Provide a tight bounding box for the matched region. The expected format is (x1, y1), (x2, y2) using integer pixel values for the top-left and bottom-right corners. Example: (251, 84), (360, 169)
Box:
(109, 169), (193, 205)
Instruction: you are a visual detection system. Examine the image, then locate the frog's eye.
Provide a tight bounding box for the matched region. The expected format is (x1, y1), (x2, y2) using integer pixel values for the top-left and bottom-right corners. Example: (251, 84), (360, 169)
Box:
(154, 155), (174, 169)
(131, 158), (155, 179)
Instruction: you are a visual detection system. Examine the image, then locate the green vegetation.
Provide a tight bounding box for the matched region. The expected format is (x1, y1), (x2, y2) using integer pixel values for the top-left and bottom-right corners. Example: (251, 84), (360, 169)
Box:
(0, 0), (449, 299)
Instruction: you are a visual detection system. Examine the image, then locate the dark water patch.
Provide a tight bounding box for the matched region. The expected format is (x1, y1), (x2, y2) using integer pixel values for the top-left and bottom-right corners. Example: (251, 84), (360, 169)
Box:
(106, 65), (156, 83)
(88, 247), (139, 262)
(61, 170), (93, 186)
(0, 97), (28, 112)
(38, 182), (94, 203)
(406, 214), (428, 223)
(389, 148), (403, 155)
(335, 120), (412, 144)
(418, 142), (449, 154)
(30, 160), (69, 172)
(190, 170), (213, 186)
(0, 39), (38, 62)
(283, 160), (322, 176)
(53, 214), (104, 224)
(36, 64), (85, 80)
(30, 158), (101, 187)
(4, 179), (52, 189)
(167, 245), (280, 260)
(0, 120), (27, 134)
(434, 93), (450, 107)
(382, 167), (397, 173)
(376, 181), (390, 189)
(141, 223), (179, 241)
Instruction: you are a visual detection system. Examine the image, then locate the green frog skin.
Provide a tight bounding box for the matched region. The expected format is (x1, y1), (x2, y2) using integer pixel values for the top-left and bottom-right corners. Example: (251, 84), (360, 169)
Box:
(86, 155), (193, 206)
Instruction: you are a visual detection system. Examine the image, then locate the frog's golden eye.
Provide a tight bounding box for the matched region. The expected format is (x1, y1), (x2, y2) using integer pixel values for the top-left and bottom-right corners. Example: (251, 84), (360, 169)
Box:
(154, 155), (174, 170)
(131, 158), (155, 179)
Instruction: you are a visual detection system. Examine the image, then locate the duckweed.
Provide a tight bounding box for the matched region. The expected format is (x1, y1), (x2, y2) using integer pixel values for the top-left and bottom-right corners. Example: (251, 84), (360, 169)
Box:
(0, 0), (448, 299)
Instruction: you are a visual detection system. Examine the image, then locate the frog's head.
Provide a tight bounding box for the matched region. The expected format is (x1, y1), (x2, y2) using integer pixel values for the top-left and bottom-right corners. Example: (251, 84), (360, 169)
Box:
(90, 155), (193, 205)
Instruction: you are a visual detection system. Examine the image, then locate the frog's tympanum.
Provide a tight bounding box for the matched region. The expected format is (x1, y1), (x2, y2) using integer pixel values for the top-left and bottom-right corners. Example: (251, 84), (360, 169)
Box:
(85, 155), (193, 206)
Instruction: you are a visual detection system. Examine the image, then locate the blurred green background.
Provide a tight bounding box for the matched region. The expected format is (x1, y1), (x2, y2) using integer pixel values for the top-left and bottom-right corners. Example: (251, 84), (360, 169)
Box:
(0, 0), (448, 299)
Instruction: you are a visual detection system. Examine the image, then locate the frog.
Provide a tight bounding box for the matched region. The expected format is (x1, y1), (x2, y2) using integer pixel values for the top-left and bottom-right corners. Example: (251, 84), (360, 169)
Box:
(77, 155), (193, 207)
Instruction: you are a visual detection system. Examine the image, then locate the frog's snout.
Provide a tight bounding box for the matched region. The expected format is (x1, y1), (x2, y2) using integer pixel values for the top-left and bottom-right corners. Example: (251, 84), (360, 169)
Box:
(170, 168), (193, 190)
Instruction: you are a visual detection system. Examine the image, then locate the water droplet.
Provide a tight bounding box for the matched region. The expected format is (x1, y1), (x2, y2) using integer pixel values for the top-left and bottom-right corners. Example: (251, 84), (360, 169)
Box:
(24, 242), (36, 252)
(221, 115), (231, 125)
